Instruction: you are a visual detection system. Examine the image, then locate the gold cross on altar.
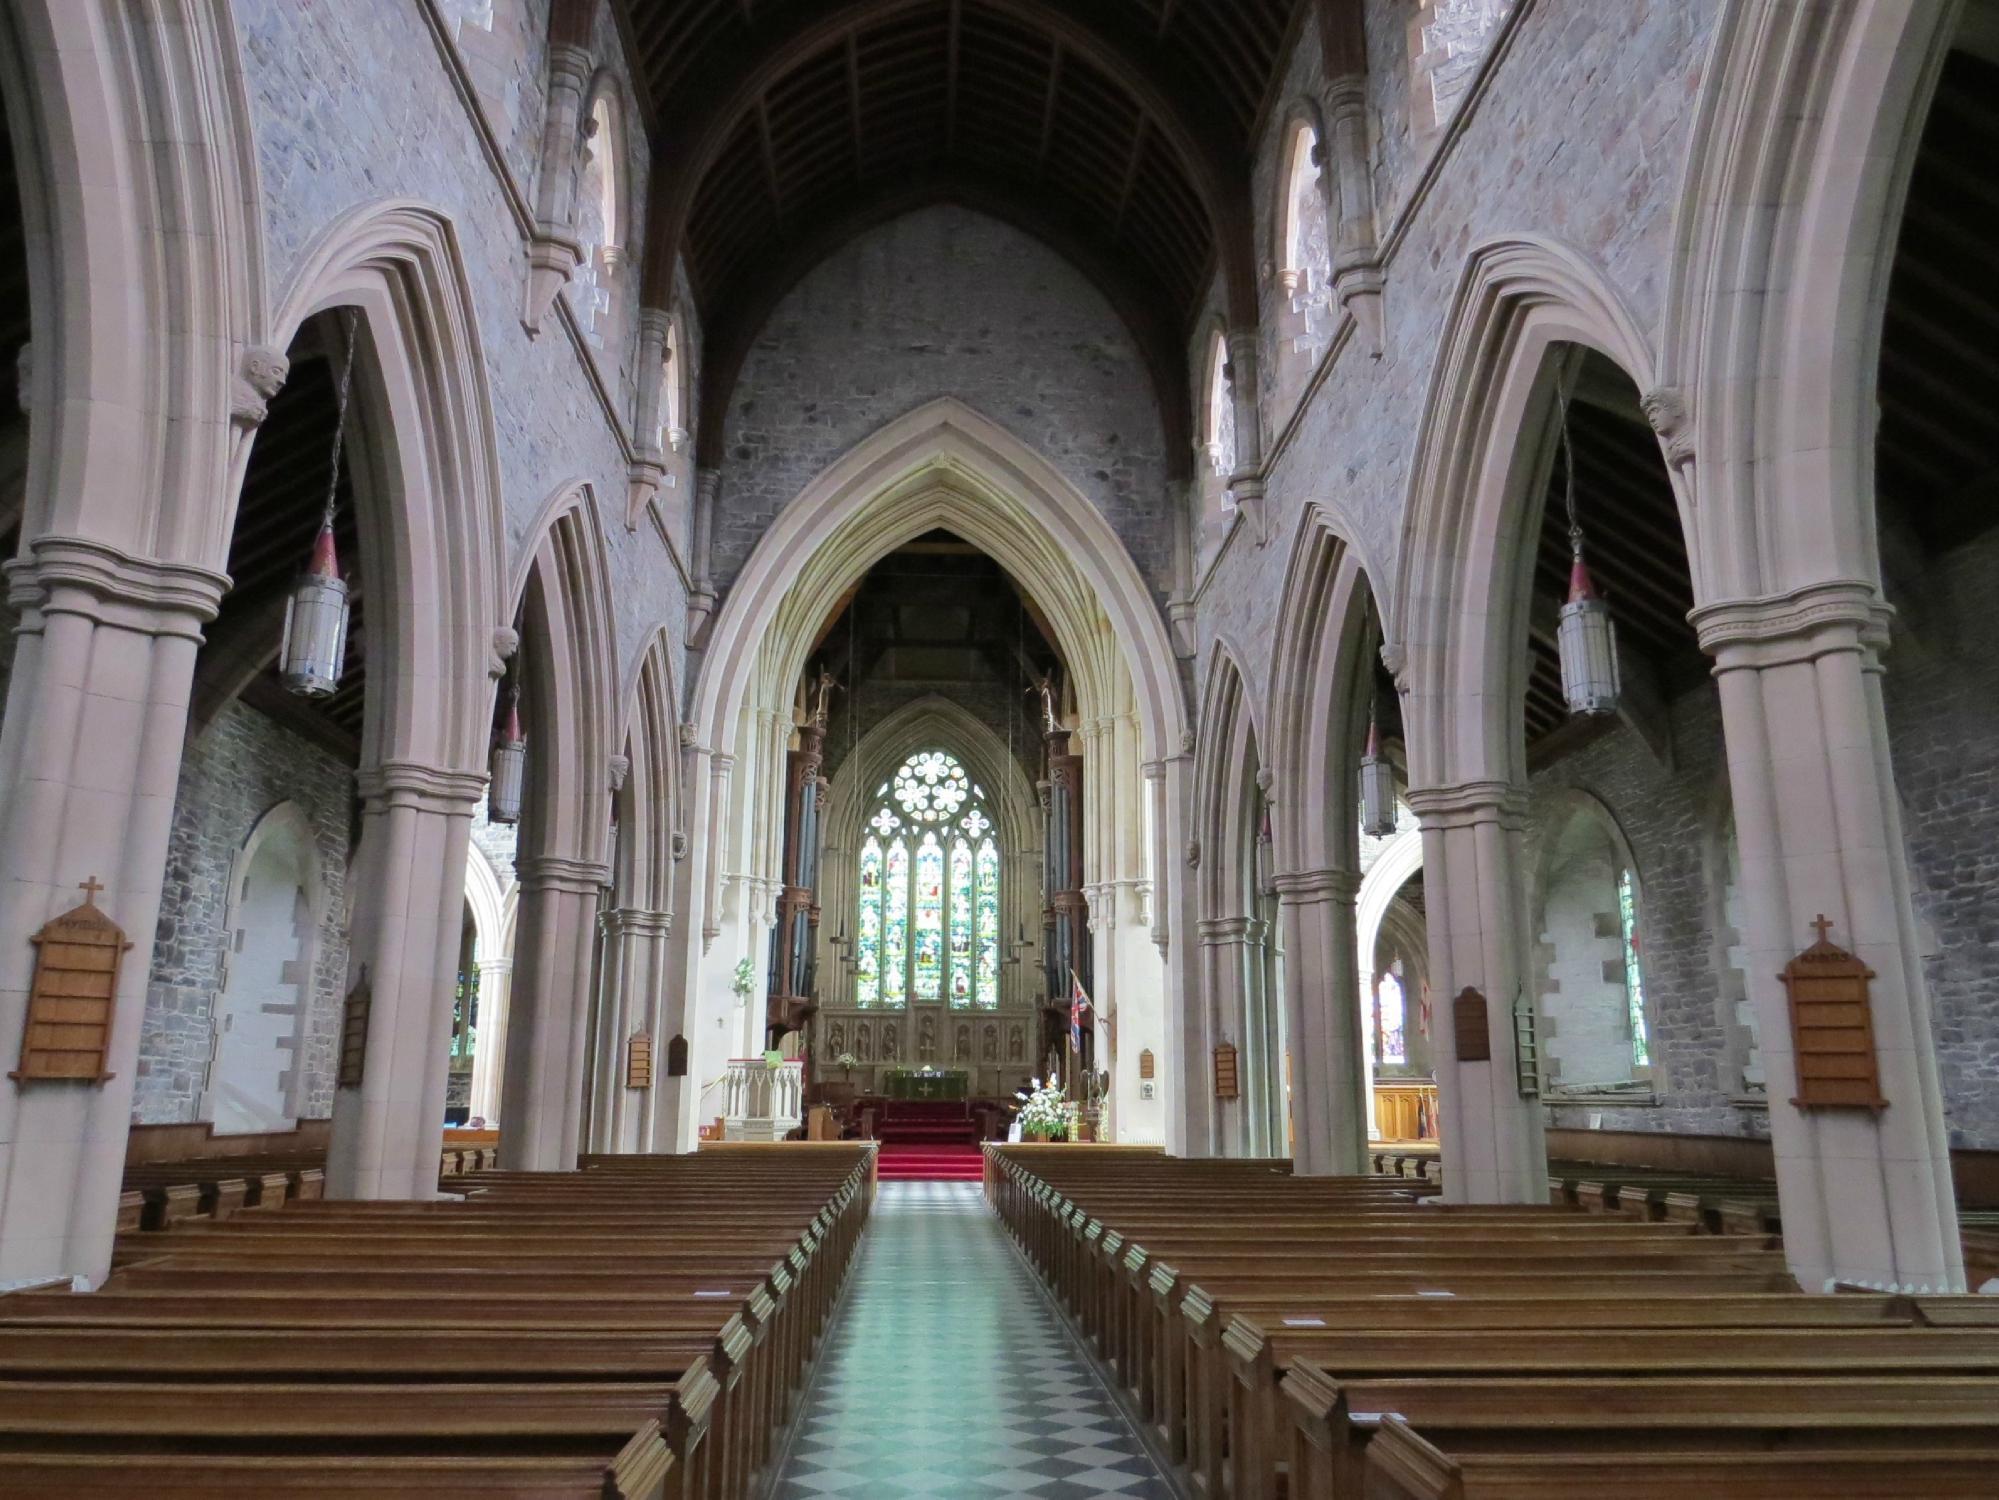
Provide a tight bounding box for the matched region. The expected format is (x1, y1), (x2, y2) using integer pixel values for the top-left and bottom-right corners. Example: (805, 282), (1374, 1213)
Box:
(77, 876), (105, 906)
(1810, 913), (1836, 945)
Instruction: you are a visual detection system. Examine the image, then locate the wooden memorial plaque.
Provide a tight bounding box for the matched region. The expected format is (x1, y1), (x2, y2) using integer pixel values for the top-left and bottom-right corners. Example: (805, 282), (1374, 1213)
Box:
(11, 878), (131, 1085)
(1138, 1048), (1155, 1081)
(336, 970), (371, 1090)
(667, 1033), (690, 1078)
(1213, 1041), (1240, 1099)
(1453, 987), (1491, 1063)
(1781, 915), (1887, 1112)
(626, 1032), (654, 1090)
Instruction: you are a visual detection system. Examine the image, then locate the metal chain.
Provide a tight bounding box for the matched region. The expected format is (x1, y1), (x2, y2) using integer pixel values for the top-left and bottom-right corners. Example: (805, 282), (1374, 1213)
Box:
(1556, 358), (1582, 550)
(322, 308), (362, 525)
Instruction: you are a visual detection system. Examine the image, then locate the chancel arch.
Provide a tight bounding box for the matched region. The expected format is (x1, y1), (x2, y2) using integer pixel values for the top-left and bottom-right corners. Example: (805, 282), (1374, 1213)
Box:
(676, 398), (1187, 1152)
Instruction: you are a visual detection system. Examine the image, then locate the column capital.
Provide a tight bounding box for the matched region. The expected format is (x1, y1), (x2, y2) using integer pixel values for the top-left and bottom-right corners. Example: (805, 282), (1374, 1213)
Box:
(1272, 867), (1360, 904)
(476, 956), (515, 977)
(1691, 580), (1892, 667)
(601, 906), (673, 938)
(356, 760), (489, 814)
(517, 853), (612, 894)
(4, 535), (229, 638)
(1197, 915), (1255, 945)
(1404, 779), (1527, 829)
(545, 40), (595, 91)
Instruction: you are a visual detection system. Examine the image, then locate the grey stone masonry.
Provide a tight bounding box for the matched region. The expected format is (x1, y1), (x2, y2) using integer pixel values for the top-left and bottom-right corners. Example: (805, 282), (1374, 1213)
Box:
(1527, 689), (1763, 1142)
(134, 702), (352, 1126)
(717, 205), (1173, 594)
(1880, 526), (1999, 1149)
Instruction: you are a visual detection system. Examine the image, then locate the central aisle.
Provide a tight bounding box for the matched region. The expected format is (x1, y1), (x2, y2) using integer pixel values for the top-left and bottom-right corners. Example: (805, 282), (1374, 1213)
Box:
(770, 1181), (1178, 1499)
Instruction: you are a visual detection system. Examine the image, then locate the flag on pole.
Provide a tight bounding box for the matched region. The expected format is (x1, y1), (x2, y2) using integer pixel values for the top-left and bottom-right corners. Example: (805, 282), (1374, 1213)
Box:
(1069, 970), (1091, 1053)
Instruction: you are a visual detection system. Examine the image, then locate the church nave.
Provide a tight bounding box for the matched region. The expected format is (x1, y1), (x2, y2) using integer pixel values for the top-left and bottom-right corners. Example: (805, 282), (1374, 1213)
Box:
(773, 1183), (1175, 1500)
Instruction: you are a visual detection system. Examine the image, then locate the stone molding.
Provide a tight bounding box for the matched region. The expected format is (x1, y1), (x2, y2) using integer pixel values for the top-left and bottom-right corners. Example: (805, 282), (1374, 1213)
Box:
(517, 853), (613, 894)
(354, 760), (490, 814)
(600, 906), (673, 938)
(1271, 867), (1360, 904)
(1404, 779), (1527, 829)
(3, 535), (231, 637)
(1197, 914), (1256, 945)
(1691, 580), (1893, 668)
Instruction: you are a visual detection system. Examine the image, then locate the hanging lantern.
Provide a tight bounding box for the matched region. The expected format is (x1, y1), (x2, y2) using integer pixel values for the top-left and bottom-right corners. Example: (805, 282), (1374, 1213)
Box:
(489, 690), (526, 825)
(1557, 529), (1621, 715)
(1359, 716), (1397, 837)
(1549, 362), (1620, 718)
(278, 515), (349, 696)
(280, 310), (361, 699)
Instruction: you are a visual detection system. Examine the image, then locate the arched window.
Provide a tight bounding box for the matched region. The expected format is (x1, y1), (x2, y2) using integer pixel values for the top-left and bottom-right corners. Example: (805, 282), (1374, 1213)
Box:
(1373, 962), (1407, 1065)
(1204, 330), (1237, 490)
(1278, 118), (1332, 296)
(570, 87), (624, 345)
(1534, 798), (1652, 1090)
(853, 750), (1000, 1009)
(661, 315), (689, 453)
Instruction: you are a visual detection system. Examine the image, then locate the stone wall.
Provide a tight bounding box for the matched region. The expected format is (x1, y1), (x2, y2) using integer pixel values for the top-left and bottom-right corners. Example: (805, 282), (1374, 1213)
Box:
(1197, 0), (1716, 703)
(1525, 690), (1759, 1141)
(715, 205), (1173, 593)
(234, 0), (688, 702)
(1882, 526), (1999, 1149)
(134, 702), (352, 1126)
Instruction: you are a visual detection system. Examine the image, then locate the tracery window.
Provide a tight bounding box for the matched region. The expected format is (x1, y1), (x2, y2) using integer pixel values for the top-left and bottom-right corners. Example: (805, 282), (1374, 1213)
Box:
(853, 750), (1001, 1009)
(1204, 330), (1238, 493)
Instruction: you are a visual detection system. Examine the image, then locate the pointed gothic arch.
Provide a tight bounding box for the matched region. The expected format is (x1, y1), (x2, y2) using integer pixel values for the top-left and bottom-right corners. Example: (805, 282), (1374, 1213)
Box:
(676, 397), (1190, 1150)
(1389, 234), (1664, 792)
(499, 479), (620, 1172)
(1660, 0), (1957, 602)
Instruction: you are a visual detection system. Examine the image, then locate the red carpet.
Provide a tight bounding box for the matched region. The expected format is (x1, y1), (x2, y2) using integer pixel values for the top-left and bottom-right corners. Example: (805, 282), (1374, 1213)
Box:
(876, 1144), (986, 1181)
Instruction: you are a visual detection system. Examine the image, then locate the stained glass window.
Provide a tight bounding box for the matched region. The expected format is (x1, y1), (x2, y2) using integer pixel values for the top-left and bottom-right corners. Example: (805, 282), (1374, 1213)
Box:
(976, 839), (1000, 1008)
(1618, 868), (1649, 1067)
(854, 750), (1000, 1008)
(1374, 967), (1406, 1065)
(914, 833), (944, 999)
(882, 839), (908, 1007)
(857, 838), (883, 1007)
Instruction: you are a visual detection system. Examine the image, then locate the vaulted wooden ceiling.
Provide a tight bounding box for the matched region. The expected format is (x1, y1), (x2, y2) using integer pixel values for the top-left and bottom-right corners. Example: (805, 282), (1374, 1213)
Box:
(613, 0), (1305, 464)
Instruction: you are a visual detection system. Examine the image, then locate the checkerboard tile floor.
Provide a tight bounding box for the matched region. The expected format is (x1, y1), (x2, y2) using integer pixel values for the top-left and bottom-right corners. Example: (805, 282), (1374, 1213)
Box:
(769, 1180), (1177, 1499)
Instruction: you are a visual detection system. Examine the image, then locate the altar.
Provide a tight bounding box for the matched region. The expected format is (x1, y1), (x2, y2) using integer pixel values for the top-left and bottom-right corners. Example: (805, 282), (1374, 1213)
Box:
(881, 1068), (968, 1102)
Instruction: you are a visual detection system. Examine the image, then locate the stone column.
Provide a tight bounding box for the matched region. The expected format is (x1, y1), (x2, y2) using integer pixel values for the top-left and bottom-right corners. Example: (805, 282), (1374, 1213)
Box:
(0, 538), (224, 1286)
(1225, 330), (1269, 542)
(1404, 780), (1546, 1204)
(1695, 583), (1963, 1292)
(687, 467), (720, 634)
(1274, 867), (1367, 1174)
(1198, 915), (1259, 1155)
(500, 854), (609, 1172)
(467, 956), (513, 1125)
(326, 762), (484, 1201)
(589, 906), (672, 1154)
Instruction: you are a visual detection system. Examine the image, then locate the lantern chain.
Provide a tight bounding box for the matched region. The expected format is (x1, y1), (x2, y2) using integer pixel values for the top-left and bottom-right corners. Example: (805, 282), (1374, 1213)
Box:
(323, 309), (362, 528)
(1556, 358), (1582, 556)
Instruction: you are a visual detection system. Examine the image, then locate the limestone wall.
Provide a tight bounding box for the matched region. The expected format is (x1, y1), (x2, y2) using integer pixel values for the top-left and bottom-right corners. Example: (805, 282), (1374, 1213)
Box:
(134, 703), (352, 1127)
(233, 0), (689, 697)
(714, 205), (1173, 593)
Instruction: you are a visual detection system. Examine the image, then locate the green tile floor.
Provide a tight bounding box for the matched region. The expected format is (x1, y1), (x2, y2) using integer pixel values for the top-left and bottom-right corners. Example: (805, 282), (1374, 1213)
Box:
(769, 1181), (1178, 1498)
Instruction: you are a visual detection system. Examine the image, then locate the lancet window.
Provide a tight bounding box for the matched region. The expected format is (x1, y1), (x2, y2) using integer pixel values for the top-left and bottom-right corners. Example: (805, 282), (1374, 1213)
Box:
(854, 750), (1000, 1009)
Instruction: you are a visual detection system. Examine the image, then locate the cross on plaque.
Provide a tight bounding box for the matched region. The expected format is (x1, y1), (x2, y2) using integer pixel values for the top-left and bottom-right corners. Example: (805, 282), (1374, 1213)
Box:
(1811, 913), (1836, 946)
(77, 876), (105, 906)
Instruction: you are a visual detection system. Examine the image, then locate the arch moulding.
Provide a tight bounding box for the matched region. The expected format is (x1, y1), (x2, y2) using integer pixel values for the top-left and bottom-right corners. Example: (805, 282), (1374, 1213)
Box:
(1389, 234), (1665, 793)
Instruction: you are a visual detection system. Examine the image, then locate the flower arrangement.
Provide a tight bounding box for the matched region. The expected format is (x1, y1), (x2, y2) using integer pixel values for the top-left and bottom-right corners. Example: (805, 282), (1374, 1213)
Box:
(731, 958), (755, 999)
(1015, 1077), (1074, 1141)
(834, 1051), (860, 1074)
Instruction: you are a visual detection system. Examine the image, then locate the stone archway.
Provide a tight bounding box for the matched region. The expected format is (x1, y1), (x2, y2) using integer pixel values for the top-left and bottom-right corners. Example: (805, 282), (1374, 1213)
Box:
(674, 398), (1191, 1151)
